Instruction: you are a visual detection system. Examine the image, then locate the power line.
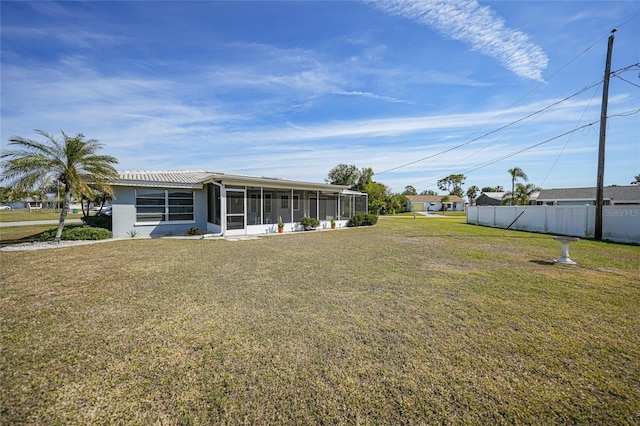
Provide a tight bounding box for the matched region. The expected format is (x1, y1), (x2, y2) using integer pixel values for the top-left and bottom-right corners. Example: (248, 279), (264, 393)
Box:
(382, 60), (638, 194)
(537, 81), (603, 190)
(377, 79), (602, 176)
(376, 27), (635, 177)
(378, 22), (639, 192)
(615, 75), (640, 89)
(398, 107), (639, 193)
(450, 108), (639, 178)
(380, 77), (604, 185)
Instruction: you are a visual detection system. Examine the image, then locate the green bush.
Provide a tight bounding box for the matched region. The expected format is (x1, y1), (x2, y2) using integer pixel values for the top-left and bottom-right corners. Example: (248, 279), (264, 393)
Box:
(83, 215), (112, 231)
(347, 213), (378, 227)
(187, 226), (202, 236)
(300, 217), (320, 230)
(40, 226), (113, 241)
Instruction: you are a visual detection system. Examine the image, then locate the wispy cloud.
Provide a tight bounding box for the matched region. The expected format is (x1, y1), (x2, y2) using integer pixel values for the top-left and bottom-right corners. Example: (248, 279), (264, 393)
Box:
(1, 26), (125, 49)
(368, 0), (549, 81)
(333, 90), (416, 104)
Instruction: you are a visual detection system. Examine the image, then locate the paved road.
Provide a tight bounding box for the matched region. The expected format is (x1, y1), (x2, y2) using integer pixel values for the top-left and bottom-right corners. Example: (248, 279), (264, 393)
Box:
(0, 219), (83, 227)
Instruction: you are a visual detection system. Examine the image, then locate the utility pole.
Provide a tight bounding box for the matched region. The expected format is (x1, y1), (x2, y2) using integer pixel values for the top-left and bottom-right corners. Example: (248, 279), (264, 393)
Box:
(595, 30), (615, 241)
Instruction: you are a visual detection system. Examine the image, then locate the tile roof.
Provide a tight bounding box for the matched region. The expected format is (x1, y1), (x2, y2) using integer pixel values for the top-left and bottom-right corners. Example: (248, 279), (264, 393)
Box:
(114, 170), (352, 191)
(114, 170), (213, 189)
(118, 170), (213, 184)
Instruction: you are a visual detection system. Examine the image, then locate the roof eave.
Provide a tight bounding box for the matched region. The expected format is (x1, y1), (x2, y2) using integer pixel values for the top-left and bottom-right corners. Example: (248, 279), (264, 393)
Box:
(206, 174), (351, 192)
(113, 180), (204, 189)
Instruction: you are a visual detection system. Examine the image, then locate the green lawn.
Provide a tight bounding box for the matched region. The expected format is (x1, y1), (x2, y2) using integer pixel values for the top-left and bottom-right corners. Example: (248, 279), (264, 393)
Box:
(0, 224), (58, 247)
(1, 218), (639, 424)
(0, 208), (83, 223)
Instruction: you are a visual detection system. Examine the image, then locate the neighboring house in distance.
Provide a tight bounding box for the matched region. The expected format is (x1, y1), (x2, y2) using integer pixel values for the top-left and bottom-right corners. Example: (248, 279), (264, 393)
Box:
(406, 195), (466, 212)
(476, 191), (539, 206)
(11, 193), (60, 210)
(475, 192), (506, 206)
(536, 186), (640, 206)
(111, 170), (368, 238)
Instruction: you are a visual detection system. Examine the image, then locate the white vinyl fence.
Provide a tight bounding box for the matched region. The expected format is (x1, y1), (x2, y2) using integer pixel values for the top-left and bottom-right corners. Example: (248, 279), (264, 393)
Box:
(467, 205), (640, 244)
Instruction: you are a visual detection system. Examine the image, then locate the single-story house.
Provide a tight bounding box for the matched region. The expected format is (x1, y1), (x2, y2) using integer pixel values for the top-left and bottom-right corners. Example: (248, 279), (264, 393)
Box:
(536, 185), (640, 206)
(475, 191), (539, 206)
(474, 192), (506, 206)
(111, 170), (368, 238)
(9, 193), (60, 210)
(405, 195), (465, 212)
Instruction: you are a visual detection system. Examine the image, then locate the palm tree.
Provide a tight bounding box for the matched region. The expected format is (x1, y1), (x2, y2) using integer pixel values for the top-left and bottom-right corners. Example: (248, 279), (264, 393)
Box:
(502, 182), (540, 206)
(1, 130), (119, 241)
(507, 167), (528, 206)
(631, 174), (640, 185)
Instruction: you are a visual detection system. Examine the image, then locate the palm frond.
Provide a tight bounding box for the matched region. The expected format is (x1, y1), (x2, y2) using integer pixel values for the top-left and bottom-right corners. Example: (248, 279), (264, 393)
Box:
(2, 129), (119, 199)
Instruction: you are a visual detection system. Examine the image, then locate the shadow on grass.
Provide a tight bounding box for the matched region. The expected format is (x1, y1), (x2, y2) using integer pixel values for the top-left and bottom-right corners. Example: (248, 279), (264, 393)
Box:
(0, 232), (46, 248)
(529, 259), (556, 266)
(406, 234), (551, 239)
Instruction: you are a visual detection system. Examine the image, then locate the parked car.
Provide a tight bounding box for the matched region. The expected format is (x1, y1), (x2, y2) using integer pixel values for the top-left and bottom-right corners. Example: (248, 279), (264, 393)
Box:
(90, 205), (112, 215)
(97, 206), (112, 216)
(0, 205), (12, 210)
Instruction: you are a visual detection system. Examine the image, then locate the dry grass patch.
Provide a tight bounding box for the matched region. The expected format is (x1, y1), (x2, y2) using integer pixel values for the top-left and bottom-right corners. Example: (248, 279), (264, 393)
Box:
(1, 218), (639, 424)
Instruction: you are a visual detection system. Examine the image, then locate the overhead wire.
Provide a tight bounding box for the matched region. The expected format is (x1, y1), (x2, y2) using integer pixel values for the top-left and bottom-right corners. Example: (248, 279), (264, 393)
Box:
(476, 12), (640, 227)
(387, 61), (639, 193)
(452, 108), (639, 177)
(378, 78), (603, 176)
(377, 28), (622, 178)
(391, 78), (604, 191)
(436, 63), (640, 191)
(537, 82), (603, 190)
(379, 15), (640, 194)
(400, 105), (640, 194)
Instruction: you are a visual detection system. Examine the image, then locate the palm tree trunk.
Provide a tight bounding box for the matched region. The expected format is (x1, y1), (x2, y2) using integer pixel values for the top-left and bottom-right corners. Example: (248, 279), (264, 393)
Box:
(55, 184), (71, 242)
(81, 196), (88, 217)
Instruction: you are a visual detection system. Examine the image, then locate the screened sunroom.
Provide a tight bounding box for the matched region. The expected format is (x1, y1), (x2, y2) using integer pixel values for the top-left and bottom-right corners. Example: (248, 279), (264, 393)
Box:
(204, 176), (368, 236)
(111, 171), (368, 238)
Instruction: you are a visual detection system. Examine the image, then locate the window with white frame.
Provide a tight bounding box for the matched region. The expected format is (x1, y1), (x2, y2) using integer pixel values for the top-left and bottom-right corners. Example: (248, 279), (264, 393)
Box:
(136, 189), (194, 223)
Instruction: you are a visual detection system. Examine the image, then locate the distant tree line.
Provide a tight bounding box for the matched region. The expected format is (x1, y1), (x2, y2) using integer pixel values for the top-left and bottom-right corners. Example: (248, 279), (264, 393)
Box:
(326, 164), (407, 215)
(327, 165), (556, 212)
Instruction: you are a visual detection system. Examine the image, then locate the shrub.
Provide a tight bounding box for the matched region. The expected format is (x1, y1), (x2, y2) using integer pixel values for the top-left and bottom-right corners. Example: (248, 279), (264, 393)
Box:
(40, 226), (113, 241)
(187, 227), (202, 236)
(300, 217), (320, 230)
(83, 215), (112, 231)
(347, 213), (378, 227)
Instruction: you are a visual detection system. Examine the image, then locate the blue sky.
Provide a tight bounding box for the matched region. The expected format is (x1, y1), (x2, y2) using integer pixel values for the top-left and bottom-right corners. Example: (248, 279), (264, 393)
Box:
(2, 1), (639, 195)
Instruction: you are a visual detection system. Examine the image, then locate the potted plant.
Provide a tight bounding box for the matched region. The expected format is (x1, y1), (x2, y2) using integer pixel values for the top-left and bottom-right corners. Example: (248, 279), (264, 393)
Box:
(277, 216), (284, 233)
(300, 216), (320, 231)
(330, 217), (336, 229)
